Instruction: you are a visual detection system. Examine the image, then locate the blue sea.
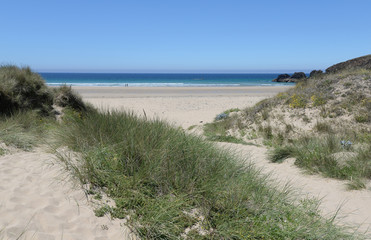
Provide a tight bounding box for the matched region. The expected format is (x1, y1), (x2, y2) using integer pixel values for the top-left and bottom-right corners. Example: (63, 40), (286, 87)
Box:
(39, 73), (295, 87)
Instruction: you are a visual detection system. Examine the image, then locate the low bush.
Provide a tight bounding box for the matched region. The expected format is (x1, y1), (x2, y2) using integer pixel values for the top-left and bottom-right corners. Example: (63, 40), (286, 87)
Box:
(0, 65), (53, 115)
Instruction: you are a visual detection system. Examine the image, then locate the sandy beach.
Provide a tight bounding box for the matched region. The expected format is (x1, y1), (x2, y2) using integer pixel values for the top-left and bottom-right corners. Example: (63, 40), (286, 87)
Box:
(75, 86), (290, 128)
(1, 85), (370, 239)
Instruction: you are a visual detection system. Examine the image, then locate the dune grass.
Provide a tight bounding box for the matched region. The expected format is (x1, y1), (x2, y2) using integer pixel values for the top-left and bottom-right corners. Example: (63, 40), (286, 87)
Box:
(54, 109), (360, 239)
(0, 111), (56, 151)
(270, 134), (371, 190)
(0, 65), (54, 115)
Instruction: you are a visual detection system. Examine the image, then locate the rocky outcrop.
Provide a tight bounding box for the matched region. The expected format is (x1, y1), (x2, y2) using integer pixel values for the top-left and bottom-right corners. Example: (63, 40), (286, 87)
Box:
(273, 72), (307, 82)
(326, 54), (371, 74)
(272, 74), (290, 82)
(291, 72), (307, 79)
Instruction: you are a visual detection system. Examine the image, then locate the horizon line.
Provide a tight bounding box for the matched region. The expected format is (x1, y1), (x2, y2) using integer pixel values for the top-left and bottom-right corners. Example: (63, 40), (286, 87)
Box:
(37, 70), (315, 74)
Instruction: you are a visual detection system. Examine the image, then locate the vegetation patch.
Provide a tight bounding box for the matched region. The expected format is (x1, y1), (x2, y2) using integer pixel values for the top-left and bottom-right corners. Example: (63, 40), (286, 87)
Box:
(355, 114), (369, 123)
(53, 85), (89, 112)
(0, 111), (55, 150)
(289, 94), (307, 108)
(203, 66), (371, 189)
(311, 94), (327, 106)
(54, 109), (357, 239)
(0, 65), (53, 115)
(0, 146), (5, 156)
(270, 134), (371, 188)
(223, 108), (240, 114)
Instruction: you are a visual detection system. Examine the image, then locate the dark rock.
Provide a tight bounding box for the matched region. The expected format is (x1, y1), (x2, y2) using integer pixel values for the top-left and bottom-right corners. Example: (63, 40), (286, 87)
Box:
(273, 72), (307, 82)
(326, 54), (371, 74)
(309, 70), (323, 78)
(273, 74), (290, 82)
(290, 72), (307, 79)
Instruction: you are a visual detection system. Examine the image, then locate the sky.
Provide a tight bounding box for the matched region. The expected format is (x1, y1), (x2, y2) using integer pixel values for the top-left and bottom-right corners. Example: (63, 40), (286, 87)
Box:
(1, 0), (370, 73)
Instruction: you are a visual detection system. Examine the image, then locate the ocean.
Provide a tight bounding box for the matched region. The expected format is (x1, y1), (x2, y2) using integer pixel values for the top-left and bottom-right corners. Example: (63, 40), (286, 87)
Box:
(39, 73), (295, 87)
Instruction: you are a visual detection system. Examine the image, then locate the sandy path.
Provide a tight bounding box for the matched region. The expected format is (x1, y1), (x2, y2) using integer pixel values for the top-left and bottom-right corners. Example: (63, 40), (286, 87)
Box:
(219, 143), (371, 235)
(0, 149), (134, 240)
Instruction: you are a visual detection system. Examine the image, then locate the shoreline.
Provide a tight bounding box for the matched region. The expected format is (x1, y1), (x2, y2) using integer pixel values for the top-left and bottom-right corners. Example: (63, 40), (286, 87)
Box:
(73, 85), (292, 98)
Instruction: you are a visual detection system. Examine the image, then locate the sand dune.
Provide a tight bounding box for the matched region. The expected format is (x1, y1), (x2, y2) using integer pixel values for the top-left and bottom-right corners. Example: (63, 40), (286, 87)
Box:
(1, 85), (370, 238)
(79, 86), (371, 235)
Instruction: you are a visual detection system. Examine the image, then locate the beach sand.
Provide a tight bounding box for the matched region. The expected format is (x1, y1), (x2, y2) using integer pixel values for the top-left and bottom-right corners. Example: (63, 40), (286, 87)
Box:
(75, 86), (290, 128)
(1, 85), (370, 239)
(0, 148), (134, 240)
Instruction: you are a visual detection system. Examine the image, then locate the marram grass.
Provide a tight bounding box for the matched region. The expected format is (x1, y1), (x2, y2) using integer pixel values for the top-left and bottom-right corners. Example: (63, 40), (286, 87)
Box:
(55, 109), (361, 239)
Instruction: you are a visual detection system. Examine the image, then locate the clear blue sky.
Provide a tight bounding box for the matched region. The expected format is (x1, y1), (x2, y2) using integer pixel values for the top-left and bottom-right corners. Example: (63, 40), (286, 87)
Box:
(1, 0), (370, 73)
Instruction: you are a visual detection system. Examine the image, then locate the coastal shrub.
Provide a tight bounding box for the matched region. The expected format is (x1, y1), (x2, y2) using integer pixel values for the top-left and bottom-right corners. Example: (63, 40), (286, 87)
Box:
(53, 85), (89, 112)
(0, 65), (53, 115)
(289, 94), (306, 108)
(55, 109), (356, 239)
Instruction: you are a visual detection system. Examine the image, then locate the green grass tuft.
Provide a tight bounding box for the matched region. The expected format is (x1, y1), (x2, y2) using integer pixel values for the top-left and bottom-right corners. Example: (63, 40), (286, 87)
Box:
(347, 178), (366, 190)
(0, 111), (56, 150)
(270, 145), (293, 163)
(270, 134), (371, 189)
